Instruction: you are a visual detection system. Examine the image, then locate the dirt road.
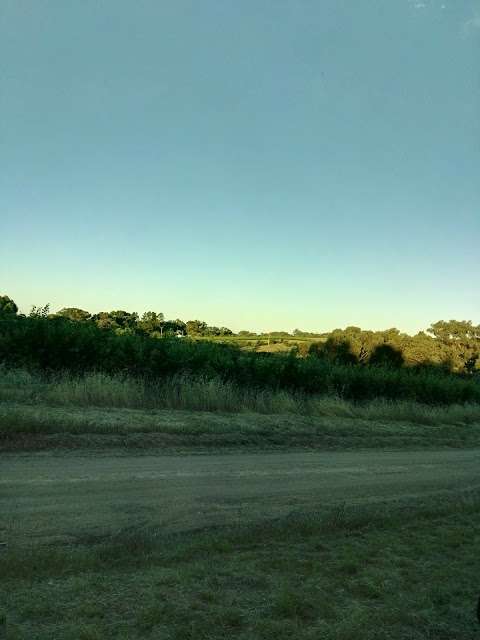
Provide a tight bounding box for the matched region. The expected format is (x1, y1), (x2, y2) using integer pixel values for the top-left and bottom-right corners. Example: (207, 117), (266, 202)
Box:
(2, 448), (480, 545)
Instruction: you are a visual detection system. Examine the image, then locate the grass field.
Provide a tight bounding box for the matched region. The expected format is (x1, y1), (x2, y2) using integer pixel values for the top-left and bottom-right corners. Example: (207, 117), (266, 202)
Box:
(2, 491), (480, 639)
(3, 403), (480, 452)
(3, 368), (480, 422)
(2, 367), (480, 638)
(1, 368), (480, 451)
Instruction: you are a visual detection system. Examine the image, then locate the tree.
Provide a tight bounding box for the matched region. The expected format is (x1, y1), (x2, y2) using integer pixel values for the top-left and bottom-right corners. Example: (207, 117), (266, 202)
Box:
(369, 344), (404, 368)
(464, 353), (479, 375)
(186, 320), (208, 336)
(309, 337), (358, 365)
(29, 304), (50, 318)
(138, 311), (165, 337)
(402, 331), (443, 367)
(162, 319), (186, 336)
(203, 325), (233, 337)
(92, 310), (138, 334)
(428, 320), (480, 372)
(343, 326), (376, 362)
(56, 308), (91, 322)
(205, 325), (222, 336)
(0, 295), (18, 316)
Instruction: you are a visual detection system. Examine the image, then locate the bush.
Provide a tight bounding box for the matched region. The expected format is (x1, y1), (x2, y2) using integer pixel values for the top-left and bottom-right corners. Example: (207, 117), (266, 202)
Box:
(0, 314), (479, 405)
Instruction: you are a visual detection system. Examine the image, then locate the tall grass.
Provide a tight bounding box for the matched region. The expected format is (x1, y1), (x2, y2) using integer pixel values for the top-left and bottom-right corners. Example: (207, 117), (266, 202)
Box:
(1, 367), (479, 425)
(0, 368), (301, 413)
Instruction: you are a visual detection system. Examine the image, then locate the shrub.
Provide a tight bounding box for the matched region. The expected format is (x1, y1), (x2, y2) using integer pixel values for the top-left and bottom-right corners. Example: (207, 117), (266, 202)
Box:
(1, 314), (479, 405)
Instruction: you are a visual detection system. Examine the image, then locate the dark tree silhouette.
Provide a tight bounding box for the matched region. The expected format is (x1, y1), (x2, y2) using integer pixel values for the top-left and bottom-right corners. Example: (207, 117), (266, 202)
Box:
(0, 295), (18, 316)
(56, 308), (91, 322)
(309, 338), (358, 365)
(369, 344), (404, 368)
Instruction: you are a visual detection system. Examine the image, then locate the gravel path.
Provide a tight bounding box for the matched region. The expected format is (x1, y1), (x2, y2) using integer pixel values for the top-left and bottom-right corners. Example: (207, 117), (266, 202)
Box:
(2, 448), (480, 545)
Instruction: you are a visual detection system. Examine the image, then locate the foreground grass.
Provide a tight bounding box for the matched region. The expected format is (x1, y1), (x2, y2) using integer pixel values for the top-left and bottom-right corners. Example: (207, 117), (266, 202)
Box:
(2, 403), (480, 451)
(1, 368), (480, 451)
(2, 368), (480, 423)
(2, 493), (480, 639)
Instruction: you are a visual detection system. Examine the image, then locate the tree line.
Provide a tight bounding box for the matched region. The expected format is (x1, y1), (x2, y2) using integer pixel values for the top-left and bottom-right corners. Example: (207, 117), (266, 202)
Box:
(23, 304), (233, 339)
(1, 294), (479, 375)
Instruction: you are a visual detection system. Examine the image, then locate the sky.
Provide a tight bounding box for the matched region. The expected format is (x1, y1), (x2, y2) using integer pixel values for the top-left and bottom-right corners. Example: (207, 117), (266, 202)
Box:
(1, 0), (479, 334)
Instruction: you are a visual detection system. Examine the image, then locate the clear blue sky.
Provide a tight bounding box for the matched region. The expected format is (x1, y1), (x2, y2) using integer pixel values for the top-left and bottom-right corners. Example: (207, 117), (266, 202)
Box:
(1, 0), (479, 333)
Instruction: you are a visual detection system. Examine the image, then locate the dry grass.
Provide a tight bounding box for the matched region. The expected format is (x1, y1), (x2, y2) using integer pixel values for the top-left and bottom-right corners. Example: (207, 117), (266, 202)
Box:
(1, 367), (480, 426)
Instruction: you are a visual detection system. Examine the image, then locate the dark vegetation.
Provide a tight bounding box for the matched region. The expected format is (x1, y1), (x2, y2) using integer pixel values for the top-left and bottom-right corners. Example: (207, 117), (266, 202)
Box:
(2, 292), (479, 637)
(1, 294), (479, 405)
(3, 492), (480, 639)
